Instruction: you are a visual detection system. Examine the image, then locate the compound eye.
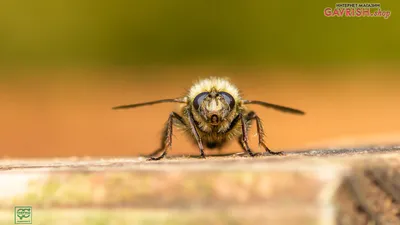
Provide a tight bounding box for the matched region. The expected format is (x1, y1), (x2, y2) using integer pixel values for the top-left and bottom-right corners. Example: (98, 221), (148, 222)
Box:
(193, 92), (209, 110)
(220, 92), (235, 109)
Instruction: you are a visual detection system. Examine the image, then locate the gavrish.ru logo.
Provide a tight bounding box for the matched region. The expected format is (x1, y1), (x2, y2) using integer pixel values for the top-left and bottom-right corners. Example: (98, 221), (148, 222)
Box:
(324, 3), (391, 19)
(14, 206), (32, 224)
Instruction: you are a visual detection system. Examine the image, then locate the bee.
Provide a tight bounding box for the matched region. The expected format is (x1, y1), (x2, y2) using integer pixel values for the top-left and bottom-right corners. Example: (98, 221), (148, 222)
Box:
(112, 77), (305, 160)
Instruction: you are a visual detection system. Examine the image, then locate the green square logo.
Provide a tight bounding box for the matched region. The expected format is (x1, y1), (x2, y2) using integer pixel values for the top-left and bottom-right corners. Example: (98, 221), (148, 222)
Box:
(14, 206), (32, 224)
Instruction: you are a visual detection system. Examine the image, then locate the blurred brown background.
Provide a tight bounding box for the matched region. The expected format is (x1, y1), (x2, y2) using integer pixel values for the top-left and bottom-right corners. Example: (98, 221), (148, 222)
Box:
(0, 1), (399, 158)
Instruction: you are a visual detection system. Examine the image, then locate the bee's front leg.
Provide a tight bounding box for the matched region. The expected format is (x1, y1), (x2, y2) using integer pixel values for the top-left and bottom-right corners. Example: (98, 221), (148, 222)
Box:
(246, 111), (284, 155)
(187, 111), (205, 158)
(147, 112), (185, 161)
(238, 113), (257, 157)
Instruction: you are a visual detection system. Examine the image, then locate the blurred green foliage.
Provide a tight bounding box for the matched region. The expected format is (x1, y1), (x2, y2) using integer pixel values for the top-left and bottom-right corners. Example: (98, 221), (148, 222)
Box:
(0, 0), (399, 67)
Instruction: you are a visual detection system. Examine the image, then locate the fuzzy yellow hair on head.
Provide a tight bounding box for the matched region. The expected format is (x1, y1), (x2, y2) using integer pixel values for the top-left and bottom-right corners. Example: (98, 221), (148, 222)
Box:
(188, 77), (241, 102)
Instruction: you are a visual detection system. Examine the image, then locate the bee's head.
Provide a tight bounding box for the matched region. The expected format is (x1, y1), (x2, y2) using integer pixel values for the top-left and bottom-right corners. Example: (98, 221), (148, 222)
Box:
(192, 88), (236, 125)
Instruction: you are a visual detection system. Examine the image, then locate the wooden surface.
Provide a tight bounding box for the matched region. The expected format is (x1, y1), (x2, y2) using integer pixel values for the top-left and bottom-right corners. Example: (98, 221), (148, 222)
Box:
(0, 146), (398, 225)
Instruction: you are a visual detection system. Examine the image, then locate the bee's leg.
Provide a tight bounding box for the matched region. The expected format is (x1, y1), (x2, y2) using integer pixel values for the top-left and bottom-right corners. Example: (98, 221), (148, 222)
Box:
(148, 119), (171, 157)
(148, 129), (167, 157)
(238, 138), (256, 157)
(187, 111), (205, 158)
(239, 113), (256, 157)
(147, 112), (185, 161)
(246, 111), (284, 155)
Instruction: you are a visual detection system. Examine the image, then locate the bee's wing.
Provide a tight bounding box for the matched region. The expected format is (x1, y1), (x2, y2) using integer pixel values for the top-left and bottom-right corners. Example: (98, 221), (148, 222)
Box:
(112, 98), (187, 110)
(242, 100), (305, 115)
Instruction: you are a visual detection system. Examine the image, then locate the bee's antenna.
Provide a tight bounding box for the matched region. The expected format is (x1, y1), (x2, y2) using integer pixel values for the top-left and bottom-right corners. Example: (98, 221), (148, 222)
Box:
(242, 100), (305, 115)
(112, 98), (187, 110)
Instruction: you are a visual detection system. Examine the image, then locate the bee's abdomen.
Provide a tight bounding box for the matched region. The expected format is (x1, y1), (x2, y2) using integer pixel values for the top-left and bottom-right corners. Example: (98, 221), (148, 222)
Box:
(206, 142), (219, 149)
